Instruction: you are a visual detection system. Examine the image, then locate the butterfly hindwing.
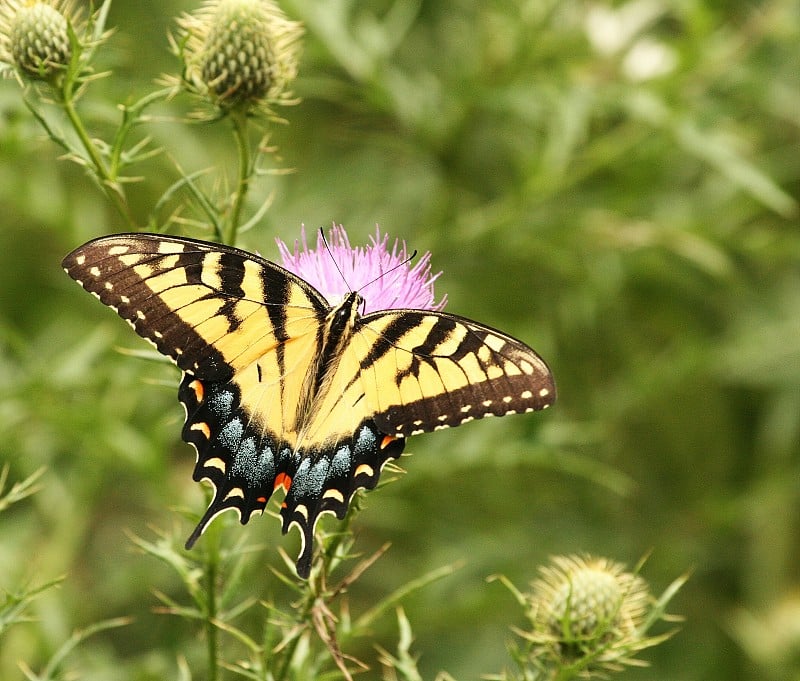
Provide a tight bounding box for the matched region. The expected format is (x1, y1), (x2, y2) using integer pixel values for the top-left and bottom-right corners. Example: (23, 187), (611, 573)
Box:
(178, 371), (404, 577)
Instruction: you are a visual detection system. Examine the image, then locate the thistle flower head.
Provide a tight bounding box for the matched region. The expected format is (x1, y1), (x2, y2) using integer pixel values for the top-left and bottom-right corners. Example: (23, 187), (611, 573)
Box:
(0, 0), (81, 83)
(173, 0), (302, 116)
(522, 555), (656, 674)
(276, 225), (447, 314)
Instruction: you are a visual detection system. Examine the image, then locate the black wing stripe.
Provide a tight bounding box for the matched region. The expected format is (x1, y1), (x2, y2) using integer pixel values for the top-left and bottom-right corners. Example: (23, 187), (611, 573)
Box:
(262, 266), (292, 399)
(407, 314), (458, 357)
(358, 314), (416, 372)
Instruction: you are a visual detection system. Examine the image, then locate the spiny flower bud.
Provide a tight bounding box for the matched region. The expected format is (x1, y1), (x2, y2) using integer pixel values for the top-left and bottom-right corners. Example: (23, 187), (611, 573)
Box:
(174, 0), (302, 115)
(547, 563), (625, 640)
(525, 555), (654, 673)
(0, 0), (79, 83)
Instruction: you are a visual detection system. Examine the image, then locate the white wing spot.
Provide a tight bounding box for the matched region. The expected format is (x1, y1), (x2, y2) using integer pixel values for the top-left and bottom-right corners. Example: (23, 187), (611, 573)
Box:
(104, 281), (113, 290)
(158, 241), (186, 254)
(502, 395), (513, 403)
(355, 463), (374, 478)
(519, 360), (534, 375)
(323, 488), (344, 503)
(434, 424), (450, 431)
(223, 487), (244, 500)
(205, 457), (226, 472)
(153, 330), (163, 339)
(294, 504), (309, 521)
(460, 416), (474, 424)
(484, 334), (506, 352)
(120, 295), (130, 304)
(175, 348), (183, 355)
(75, 255), (86, 266)
(460, 405), (472, 413)
(108, 245), (130, 256)
(437, 414), (448, 422)
(410, 428), (425, 436)
(413, 419), (423, 426)
(539, 388), (550, 398)
(521, 390), (533, 399)
(89, 266), (101, 277)
(136, 310), (146, 320)
(482, 399), (493, 407)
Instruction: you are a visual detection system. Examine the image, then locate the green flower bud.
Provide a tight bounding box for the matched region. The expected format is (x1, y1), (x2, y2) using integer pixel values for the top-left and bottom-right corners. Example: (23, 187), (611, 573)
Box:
(0, 0), (78, 82)
(174, 0), (303, 115)
(524, 555), (654, 673)
(547, 564), (624, 640)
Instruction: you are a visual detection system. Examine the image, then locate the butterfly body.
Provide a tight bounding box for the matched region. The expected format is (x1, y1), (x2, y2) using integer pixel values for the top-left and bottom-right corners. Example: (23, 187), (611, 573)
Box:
(62, 233), (555, 577)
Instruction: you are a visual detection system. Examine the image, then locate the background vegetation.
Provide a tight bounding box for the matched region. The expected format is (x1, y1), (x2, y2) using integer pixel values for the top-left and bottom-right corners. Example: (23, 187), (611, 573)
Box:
(1, 0), (799, 679)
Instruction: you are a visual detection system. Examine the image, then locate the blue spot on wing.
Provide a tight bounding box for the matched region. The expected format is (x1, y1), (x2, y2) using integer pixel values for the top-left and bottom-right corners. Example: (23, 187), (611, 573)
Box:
(330, 446), (351, 477)
(257, 445), (276, 482)
(219, 417), (243, 450)
(354, 425), (377, 455)
(209, 388), (234, 417)
(231, 436), (258, 482)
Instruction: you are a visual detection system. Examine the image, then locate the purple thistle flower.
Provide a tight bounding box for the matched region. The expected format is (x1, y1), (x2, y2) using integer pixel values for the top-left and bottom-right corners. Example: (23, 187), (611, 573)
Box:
(276, 225), (447, 314)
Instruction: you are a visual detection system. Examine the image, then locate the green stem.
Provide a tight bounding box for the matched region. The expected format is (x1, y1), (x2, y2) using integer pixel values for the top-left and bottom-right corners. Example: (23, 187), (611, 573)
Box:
(108, 87), (174, 177)
(226, 110), (252, 246)
(273, 578), (318, 681)
(61, 88), (138, 229)
(204, 525), (221, 681)
(272, 498), (365, 679)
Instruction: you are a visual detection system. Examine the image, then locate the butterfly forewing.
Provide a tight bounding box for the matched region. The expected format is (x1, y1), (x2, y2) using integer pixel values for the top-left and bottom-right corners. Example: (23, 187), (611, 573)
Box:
(351, 310), (556, 437)
(61, 234), (329, 380)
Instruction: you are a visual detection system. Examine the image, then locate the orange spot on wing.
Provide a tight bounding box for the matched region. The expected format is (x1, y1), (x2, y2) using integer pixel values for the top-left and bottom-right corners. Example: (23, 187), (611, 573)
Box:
(274, 472), (292, 493)
(189, 379), (204, 402)
(256, 496), (267, 504)
(380, 435), (396, 449)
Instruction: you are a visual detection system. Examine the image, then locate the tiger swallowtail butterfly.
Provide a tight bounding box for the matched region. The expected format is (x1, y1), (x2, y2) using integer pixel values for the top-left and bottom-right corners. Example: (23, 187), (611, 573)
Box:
(62, 233), (555, 578)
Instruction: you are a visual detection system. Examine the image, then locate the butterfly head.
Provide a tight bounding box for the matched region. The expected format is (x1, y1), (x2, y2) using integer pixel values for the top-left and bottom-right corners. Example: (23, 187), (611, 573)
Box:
(329, 291), (364, 330)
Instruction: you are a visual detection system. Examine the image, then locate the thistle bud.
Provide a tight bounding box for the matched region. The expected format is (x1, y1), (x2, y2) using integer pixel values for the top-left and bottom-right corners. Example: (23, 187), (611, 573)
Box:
(0, 0), (79, 83)
(174, 0), (302, 115)
(526, 555), (653, 673)
(545, 561), (628, 641)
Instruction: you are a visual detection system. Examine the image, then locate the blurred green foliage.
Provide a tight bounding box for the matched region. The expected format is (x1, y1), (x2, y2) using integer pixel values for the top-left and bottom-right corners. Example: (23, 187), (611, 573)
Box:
(1, 0), (799, 679)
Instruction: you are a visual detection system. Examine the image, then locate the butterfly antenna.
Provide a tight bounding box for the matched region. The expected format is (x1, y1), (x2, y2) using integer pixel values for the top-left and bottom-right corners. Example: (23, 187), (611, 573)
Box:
(319, 227), (352, 293)
(360, 249), (418, 293)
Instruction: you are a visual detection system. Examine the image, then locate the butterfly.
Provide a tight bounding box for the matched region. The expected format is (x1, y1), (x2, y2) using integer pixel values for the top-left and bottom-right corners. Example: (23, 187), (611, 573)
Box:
(62, 233), (555, 577)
